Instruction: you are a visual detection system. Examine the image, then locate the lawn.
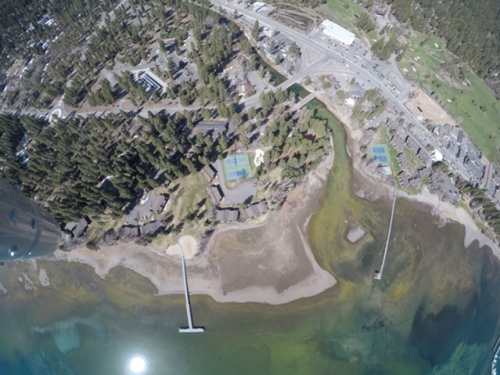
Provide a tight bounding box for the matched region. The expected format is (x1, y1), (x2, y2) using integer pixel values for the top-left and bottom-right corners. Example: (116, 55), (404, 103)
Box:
(400, 30), (500, 166)
(402, 146), (424, 172)
(164, 172), (209, 226)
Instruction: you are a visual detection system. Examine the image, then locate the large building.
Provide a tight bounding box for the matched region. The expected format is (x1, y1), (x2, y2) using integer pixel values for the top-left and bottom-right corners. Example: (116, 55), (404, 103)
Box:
(321, 20), (355, 46)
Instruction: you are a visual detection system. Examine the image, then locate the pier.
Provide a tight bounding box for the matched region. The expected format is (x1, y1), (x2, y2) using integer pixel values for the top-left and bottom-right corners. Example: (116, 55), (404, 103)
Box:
(374, 189), (397, 280)
(174, 235), (204, 333)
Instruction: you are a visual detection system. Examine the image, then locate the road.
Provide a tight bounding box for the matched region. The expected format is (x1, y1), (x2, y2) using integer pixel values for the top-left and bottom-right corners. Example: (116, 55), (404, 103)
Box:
(224, 0), (472, 180)
(0, 0), (473, 182)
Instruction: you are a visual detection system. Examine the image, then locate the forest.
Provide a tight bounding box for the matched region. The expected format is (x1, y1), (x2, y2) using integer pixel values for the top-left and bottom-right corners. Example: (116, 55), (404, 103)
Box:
(384, 0), (500, 81)
(0, 110), (228, 224)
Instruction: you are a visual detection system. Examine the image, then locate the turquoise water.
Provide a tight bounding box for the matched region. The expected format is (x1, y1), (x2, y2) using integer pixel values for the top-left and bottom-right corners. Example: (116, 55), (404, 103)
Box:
(0, 99), (499, 374)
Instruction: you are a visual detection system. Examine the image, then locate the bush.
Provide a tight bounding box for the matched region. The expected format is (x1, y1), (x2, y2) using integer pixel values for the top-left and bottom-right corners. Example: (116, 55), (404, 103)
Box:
(86, 241), (99, 251)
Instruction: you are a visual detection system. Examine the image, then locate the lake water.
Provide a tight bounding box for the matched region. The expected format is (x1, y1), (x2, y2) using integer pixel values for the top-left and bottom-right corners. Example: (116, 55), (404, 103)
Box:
(1, 99), (499, 374)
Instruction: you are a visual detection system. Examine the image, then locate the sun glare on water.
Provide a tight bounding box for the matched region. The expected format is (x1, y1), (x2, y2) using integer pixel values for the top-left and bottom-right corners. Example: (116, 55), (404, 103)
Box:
(130, 357), (146, 373)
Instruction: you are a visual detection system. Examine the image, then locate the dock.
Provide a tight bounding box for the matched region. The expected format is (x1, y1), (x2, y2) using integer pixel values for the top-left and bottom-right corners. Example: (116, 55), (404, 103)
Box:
(374, 189), (397, 280)
(174, 235), (204, 333)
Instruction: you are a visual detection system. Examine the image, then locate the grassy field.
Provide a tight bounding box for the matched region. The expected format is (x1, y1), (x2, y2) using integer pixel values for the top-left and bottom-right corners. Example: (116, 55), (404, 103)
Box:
(164, 172), (210, 226)
(400, 30), (500, 166)
(402, 146), (424, 172)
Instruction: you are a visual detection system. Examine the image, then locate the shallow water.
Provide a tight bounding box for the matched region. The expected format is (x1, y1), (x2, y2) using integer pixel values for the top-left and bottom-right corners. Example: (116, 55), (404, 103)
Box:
(0, 99), (499, 374)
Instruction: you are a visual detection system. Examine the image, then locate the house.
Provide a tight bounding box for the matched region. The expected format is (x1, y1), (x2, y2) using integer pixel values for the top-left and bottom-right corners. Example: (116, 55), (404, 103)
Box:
(324, 75), (340, 89)
(118, 226), (140, 240)
(194, 121), (227, 137)
(140, 221), (162, 236)
(409, 177), (421, 189)
(390, 135), (404, 152)
(97, 177), (119, 194)
(417, 167), (431, 179)
(215, 209), (239, 223)
(200, 165), (217, 183)
(153, 168), (170, 187)
(151, 194), (168, 214)
(350, 85), (366, 99)
(240, 201), (268, 221)
(405, 136), (420, 153)
(164, 38), (177, 49)
(207, 185), (223, 205)
(71, 218), (90, 238)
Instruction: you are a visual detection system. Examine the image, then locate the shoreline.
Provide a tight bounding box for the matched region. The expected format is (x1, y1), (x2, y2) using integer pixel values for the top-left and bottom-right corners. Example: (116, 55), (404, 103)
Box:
(41, 94), (499, 305)
(316, 93), (499, 257)
(46, 138), (337, 305)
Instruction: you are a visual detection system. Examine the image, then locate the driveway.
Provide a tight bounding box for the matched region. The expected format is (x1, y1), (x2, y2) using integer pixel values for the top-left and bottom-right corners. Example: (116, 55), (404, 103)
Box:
(214, 160), (257, 205)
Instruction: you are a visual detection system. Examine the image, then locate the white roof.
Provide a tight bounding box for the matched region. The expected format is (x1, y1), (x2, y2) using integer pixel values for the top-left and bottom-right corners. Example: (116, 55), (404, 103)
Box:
(253, 2), (266, 9)
(431, 149), (444, 162)
(321, 19), (355, 46)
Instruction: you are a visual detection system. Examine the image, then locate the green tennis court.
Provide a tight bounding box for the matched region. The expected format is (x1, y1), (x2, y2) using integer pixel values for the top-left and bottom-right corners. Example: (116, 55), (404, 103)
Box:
(223, 154), (253, 181)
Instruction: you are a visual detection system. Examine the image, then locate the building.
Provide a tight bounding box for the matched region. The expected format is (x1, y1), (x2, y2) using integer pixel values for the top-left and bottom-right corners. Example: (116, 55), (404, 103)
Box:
(253, 1), (266, 12)
(481, 154), (492, 188)
(417, 167), (431, 179)
(390, 135), (404, 152)
(200, 165), (217, 183)
(207, 185), (223, 205)
(118, 226), (140, 240)
(321, 20), (355, 46)
(345, 98), (356, 108)
(71, 218), (90, 238)
(431, 149), (443, 163)
(350, 85), (366, 99)
(137, 71), (162, 92)
(151, 194), (168, 214)
(164, 38), (177, 49)
(140, 221), (161, 236)
(324, 75), (340, 89)
(240, 201), (268, 221)
(215, 209), (239, 223)
(194, 121), (227, 137)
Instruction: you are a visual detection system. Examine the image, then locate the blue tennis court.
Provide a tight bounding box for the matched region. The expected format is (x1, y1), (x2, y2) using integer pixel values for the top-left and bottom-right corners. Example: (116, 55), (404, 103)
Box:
(228, 169), (248, 180)
(368, 144), (391, 166)
(226, 155), (245, 166)
(223, 153), (253, 181)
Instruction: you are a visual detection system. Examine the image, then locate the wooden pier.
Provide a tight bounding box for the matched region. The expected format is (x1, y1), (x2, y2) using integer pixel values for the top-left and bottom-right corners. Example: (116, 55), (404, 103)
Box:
(374, 189), (397, 280)
(174, 235), (204, 333)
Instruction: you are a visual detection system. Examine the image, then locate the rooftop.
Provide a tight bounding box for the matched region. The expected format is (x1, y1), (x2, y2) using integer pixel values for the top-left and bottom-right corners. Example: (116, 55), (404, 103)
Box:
(321, 19), (355, 46)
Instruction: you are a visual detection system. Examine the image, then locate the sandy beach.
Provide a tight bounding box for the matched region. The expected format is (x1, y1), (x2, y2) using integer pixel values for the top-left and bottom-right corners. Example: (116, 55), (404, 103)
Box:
(47, 138), (337, 305)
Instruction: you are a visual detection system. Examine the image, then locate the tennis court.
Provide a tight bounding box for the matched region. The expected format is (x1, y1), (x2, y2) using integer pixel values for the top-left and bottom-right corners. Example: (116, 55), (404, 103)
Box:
(369, 144), (391, 166)
(223, 154), (253, 182)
